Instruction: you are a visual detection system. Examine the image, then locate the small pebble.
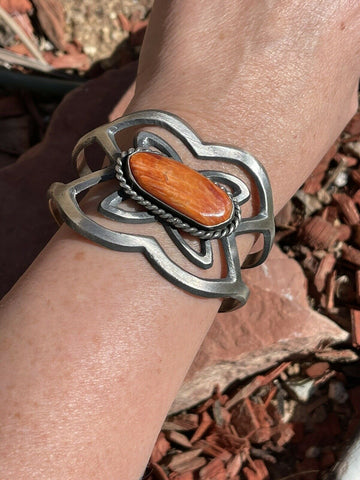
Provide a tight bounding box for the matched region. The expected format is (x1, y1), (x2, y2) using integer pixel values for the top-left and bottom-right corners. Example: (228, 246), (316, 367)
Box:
(286, 363), (300, 376)
(328, 380), (349, 404)
(305, 446), (321, 459)
(286, 378), (316, 403)
(334, 171), (348, 187)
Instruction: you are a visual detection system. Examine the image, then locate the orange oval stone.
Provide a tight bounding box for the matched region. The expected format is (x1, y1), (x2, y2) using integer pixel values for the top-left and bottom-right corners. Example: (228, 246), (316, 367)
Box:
(128, 152), (233, 228)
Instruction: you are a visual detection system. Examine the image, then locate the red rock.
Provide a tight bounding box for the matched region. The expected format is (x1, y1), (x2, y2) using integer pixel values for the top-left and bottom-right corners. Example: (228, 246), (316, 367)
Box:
(170, 246), (348, 413)
(129, 152), (233, 228)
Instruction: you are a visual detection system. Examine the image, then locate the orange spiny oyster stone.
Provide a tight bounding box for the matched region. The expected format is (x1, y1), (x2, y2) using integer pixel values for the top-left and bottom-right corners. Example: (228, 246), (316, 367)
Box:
(129, 152), (233, 228)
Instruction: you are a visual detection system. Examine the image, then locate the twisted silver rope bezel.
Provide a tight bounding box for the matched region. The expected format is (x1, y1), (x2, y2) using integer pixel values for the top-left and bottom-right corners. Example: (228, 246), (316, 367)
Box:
(114, 151), (241, 240)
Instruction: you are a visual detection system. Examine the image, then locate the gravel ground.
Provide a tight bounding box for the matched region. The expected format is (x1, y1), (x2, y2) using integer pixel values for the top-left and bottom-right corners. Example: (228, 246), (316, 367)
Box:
(61, 0), (153, 61)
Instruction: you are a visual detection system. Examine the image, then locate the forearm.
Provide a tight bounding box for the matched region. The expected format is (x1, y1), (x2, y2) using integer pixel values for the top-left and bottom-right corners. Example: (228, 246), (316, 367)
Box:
(1, 1), (360, 479)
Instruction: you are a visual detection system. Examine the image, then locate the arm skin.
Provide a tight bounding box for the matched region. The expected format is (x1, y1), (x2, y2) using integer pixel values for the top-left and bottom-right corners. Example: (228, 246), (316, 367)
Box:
(1, 1), (359, 478)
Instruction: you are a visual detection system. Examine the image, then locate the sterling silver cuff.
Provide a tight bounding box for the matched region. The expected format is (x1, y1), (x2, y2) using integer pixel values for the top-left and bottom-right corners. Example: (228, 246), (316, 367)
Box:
(48, 110), (275, 312)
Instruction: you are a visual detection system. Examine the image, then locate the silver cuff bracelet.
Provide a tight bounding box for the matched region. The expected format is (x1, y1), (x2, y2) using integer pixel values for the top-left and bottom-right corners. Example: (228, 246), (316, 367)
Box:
(48, 110), (275, 312)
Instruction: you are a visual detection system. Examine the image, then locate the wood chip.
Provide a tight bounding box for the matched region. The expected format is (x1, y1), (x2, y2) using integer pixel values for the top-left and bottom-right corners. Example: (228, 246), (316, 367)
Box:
(314, 253), (336, 293)
(151, 432), (171, 464)
(299, 216), (340, 250)
(321, 205), (338, 223)
(190, 411), (213, 444)
(335, 153), (358, 167)
(336, 223), (352, 242)
(242, 459), (269, 480)
(326, 270), (337, 311)
(341, 244), (360, 267)
(226, 362), (290, 409)
(167, 450), (206, 474)
(166, 431), (192, 449)
(231, 398), (273, 444)
(271, 423), (295, 447)
(193, 439), (231, 460)
(226, 454), (243, 477)
(354, 189), (360, 205)
(151, 462), (169, 480)
(345, 112), (360, 136)
(31, 0), (66, 50)
(302, 144), (337, 194)
(351, 309), (360, 348)
(199, 458), (226, 480)
(168, 473), (194, 480)
(351, 168), (360, 186)
(163, 414), (199, 432)
(333, 193), (360, 225)
(305, 362), (330, 378)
